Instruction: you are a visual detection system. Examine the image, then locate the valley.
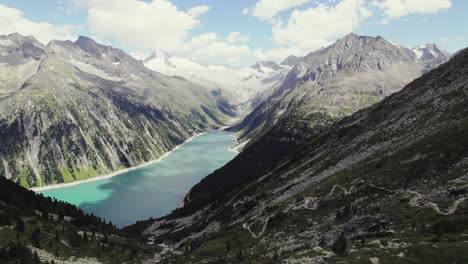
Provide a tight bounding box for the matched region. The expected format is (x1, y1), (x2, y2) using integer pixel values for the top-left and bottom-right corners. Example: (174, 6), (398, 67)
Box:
(0, 25), (466, 264)
(36, 130), (237, 228)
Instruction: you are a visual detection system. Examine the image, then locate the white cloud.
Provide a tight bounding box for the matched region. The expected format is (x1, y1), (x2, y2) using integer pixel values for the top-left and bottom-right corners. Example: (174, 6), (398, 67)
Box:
(74, 0), (268, 65)
(75, 0), (208, 52)
(373, 0), (451, 23)
(272, 0), (371, 51)
(440, 36), (464, 43)
(242, 8), (249, 15)
(252, 0), (310, 21)
(253, 46), (307, 62)
(226, 32), (250, 44)
(187, 33), (253, 64)
(129, 50), (151, 60)
(0, 4), (80, 44)
(187, 5), (210, 18)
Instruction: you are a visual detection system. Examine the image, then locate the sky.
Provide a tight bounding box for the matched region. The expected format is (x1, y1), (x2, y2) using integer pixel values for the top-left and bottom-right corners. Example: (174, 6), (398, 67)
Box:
(0, 0), (466, 66)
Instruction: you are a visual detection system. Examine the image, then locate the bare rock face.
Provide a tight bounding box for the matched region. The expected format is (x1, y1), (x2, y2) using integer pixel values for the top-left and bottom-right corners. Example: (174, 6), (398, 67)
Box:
(280, 55), (304, 67)
(251, 61), (284, 73)
(0, 33), (232, 187)
(0, 33), (45, 64)
(232, 33), (425, 147)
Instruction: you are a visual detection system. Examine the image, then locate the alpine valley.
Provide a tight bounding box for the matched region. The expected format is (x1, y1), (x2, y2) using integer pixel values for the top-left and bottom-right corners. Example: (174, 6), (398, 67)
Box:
(1, 29), (467, 264)
(0, 33), (234, 188)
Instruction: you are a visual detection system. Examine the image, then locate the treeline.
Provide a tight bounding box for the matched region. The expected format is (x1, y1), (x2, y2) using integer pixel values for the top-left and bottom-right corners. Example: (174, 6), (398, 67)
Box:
(0, 177), (116, 230)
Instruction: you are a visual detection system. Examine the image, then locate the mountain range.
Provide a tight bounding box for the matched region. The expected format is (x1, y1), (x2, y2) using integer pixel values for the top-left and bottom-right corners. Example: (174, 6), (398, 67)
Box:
(0, 33), (233, 188)
(1, 31), (465, 264)
(230, 34), (433, 149)
(143, 51), (290, 111)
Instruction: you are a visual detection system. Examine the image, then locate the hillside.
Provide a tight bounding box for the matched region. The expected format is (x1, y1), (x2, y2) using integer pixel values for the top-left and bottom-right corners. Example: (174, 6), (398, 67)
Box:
(0, 176), (159, 263)
(126, 48), (468, 263)
(0, 33), (233, 188)
(230, 34), (428, 149)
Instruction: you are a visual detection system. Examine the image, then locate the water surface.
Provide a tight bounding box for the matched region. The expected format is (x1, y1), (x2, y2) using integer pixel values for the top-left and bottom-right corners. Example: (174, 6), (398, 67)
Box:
(39, 130), (237, 227)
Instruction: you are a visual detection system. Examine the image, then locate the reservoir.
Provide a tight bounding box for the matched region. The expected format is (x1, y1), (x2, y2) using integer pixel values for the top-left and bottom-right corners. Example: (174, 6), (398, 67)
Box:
(38, 130), (237, 227)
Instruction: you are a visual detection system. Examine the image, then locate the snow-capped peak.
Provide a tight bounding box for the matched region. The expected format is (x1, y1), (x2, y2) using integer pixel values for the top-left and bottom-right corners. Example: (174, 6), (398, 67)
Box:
(412, 44), (451, 61)
(147, 50), (171, 60)
(143, 50), (290, 105)
(251, 61), (283, 73)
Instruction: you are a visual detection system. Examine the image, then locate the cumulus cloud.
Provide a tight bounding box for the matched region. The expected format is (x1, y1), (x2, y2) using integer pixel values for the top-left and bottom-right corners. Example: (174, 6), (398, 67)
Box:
(187, 5), (210, 18)
(129, 50), (151, 60)
(253, 46), (308, 62)
(0, 4), (80, 44)
(74, 0), (208, 52)
(242, 8), (249, 15)
(272, 0), (371, 51)
(187, 33), (253, 64)
(226, 32), (250, 44)
(72, 0), (268, 65)
(252, 0), (310, 21)
(373, 0), (452, 23)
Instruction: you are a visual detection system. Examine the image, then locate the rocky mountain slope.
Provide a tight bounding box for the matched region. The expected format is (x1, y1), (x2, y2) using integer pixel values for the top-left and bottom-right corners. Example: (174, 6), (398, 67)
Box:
(230, 33), (426, 148)
(126, 48), (468, 263)
(280, 55), (304, 67)
(0, 33), (233, 188)
(143, 51), (290, 110)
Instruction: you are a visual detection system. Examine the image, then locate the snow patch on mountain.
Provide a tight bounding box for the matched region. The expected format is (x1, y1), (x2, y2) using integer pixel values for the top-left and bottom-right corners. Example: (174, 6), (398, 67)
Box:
(412, 44), (451, 61)
(143, 51), (290, 106)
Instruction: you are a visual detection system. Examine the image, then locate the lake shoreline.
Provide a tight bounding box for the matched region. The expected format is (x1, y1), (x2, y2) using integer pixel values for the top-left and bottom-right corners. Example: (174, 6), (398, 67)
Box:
(31, 132), (207, 192)
(177, 130), (239, 209)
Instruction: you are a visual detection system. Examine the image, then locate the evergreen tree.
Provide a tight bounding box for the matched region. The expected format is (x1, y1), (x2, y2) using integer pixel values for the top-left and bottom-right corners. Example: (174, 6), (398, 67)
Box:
(31, 227), (42, 248)
(68, 230), (82, 248)
(16, 217), (25, 232)
(332, 231), (350, 256)
(34, 251), (41, 264)
(273, 250), (279, 262)
(318, 235), (326, 248)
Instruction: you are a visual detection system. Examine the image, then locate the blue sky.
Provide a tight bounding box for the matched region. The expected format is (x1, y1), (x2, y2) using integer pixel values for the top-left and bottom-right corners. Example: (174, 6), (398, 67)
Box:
(0, 0), (466, 66)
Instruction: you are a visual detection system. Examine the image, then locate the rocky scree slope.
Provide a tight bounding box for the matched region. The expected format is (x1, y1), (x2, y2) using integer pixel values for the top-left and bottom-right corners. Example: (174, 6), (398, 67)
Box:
(0, 33), (233, 188)
(230, 34), (428, 150)
(126, 48), (468, 263)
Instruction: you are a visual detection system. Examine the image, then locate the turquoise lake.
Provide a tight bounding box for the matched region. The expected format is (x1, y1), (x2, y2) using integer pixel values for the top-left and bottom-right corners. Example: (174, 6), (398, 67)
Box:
(38, 130), (237, 227)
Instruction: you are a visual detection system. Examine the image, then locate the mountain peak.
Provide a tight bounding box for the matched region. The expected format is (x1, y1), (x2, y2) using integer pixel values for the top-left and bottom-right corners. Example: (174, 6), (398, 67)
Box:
(343, 32), (359, 39)
(1, 33), (43, 47)
(335, 33), (386, 47)
(0, 33), (45, 62)
(251, 61), (282, 73)
(412, 43), (451, 61)
(297, 33), (415, 79)
(280, 55), (303, 67)
(74, 36), (105, 57)
(75, 36), (97, 45)
(147, 50), (171, 61)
